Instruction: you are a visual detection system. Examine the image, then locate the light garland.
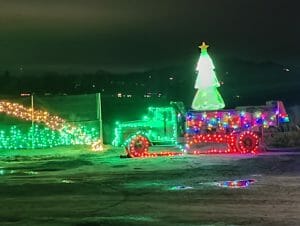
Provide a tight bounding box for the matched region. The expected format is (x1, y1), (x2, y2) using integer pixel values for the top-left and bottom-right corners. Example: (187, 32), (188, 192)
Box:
(186, 101), (289, 134)
(187, 111), (282, 133)
(0, 101), (65, 130)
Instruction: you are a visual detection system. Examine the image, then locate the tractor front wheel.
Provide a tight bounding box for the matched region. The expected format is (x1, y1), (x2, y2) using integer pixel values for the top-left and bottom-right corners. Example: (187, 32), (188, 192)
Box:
(126, 134), (150, 157)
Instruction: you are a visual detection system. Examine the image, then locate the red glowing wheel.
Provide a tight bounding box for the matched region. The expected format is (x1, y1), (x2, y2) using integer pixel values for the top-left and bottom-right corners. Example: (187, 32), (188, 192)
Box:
(236, 131), (259, 153)
(126, 134), (150, 157)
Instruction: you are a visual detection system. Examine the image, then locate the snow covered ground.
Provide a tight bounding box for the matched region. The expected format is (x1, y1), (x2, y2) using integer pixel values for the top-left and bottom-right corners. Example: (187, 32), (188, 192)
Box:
(0, 146), (300, 225)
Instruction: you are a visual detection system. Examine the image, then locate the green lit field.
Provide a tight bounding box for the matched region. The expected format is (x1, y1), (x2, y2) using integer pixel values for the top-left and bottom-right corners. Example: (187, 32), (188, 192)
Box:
(1, 146), (300, 226)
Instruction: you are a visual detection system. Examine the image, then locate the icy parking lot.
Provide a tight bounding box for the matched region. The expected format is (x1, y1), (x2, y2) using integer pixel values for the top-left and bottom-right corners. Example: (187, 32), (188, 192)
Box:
(0, 146), (300, 226)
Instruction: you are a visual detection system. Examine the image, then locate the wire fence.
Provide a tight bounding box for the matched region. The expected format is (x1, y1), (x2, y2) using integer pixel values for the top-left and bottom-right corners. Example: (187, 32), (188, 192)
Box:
(0, 93), (102, 150)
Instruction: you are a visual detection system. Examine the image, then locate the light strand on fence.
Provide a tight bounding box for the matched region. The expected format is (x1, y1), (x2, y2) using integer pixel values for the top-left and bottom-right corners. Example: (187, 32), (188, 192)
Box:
(0, 101), (65, 130)
(0, 101), (103, 151)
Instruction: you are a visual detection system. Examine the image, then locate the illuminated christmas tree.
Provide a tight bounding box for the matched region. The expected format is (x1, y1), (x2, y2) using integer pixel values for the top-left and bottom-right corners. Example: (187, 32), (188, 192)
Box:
(191, 42), (225, 110)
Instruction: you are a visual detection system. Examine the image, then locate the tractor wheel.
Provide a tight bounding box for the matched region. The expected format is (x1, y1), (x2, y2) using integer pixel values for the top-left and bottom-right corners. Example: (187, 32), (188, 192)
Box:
(126, 134), (150, 157)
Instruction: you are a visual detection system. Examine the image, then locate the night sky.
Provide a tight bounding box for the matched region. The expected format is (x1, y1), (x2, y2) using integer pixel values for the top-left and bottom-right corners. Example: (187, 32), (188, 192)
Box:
(0, 0), (299, 73)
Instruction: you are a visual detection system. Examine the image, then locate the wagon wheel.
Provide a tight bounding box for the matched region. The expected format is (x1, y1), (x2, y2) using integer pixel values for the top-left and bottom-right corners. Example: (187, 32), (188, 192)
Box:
(236, 131), (259, 154)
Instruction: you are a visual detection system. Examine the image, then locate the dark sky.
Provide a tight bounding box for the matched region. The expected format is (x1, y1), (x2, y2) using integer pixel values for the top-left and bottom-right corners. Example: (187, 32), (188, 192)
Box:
(0, 0), (299, 73)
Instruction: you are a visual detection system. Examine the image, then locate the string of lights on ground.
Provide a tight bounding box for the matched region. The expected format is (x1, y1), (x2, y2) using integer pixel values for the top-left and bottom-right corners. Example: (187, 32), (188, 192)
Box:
(123, 133), (183, 158)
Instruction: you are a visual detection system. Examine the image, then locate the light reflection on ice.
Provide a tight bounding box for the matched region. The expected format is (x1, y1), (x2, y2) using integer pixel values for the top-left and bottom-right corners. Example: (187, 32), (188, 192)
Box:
(217, 179), (256, 188)
(61, 179), (75, 184)
(170, 185), (193, 190)
(0, 168), (38, 175)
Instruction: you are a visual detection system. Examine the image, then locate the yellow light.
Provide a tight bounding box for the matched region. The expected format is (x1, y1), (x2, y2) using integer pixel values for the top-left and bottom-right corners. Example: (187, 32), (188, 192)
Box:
(91, 140), (104, 151)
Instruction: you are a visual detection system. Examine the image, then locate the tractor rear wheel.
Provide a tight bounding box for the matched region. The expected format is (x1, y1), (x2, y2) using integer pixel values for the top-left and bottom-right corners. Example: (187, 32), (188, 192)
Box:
(236, 131), (259, 154)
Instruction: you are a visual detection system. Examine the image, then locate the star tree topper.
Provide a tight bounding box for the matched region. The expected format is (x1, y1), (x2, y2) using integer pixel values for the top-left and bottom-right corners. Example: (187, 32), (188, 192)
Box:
(199, 42), (209, 52)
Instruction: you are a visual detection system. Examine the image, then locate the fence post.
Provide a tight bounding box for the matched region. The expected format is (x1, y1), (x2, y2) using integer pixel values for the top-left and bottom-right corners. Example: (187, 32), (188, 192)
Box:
(31, 93), (34, 149)
(97, 93), (103, 144)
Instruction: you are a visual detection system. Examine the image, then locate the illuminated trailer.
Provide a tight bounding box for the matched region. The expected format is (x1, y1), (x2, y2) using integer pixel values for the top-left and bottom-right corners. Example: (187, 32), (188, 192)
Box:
(185, 101), (289, 154)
